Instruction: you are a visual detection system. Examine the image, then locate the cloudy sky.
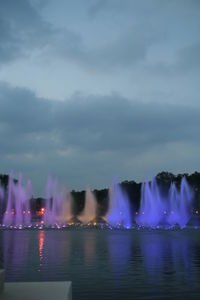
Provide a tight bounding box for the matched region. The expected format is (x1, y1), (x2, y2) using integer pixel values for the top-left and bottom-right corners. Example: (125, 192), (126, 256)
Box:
(0, 0), (199, 195)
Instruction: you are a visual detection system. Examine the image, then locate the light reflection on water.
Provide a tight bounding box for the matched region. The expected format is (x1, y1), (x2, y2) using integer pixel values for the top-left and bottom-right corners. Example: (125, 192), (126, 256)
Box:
(1, 229), (200, 300)
(38, 230), (45, 272)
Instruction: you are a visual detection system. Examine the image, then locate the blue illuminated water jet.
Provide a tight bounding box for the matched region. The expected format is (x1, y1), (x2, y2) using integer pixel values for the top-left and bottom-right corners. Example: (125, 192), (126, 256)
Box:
(107, 179), (131, 228)
(137, 176), (194, 229)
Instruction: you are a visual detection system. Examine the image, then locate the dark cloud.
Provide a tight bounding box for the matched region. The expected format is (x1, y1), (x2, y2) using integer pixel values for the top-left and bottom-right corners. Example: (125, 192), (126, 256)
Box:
(43, 0), (200, 72)
(0, 0), (199, 192)
(0, 0), (52, 65)
(0, 82), (200, 193)
(1, 82), (199, 154)
(1, 0), (199, 73)
(0, 0), (162, 71)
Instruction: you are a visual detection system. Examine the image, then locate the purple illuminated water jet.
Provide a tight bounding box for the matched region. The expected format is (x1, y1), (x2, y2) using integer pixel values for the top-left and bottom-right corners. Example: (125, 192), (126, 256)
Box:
(2, 172), (32, 227)
(42, 176), (71, 227)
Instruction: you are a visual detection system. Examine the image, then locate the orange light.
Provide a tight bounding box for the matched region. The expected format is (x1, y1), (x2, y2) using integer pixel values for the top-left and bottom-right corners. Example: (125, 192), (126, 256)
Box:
(36, 208), (45, 217)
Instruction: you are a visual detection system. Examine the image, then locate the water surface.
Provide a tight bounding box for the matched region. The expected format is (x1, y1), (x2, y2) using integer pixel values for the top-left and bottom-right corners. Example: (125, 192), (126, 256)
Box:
(0, 228), (200, 300)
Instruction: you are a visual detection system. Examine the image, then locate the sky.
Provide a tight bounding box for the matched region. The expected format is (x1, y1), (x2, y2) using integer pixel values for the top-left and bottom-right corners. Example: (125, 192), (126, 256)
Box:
(0, 0), (200, 195)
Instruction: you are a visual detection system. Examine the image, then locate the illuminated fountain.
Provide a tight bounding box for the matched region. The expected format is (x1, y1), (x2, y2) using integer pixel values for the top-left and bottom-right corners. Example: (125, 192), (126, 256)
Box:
(107, 179), (131, 228)
(167, 177), (193, 228)
(0, 172), (196, 230)
(2, 172), (32, 228)
(42, 176), (73, 227)
(137, 177), (165, 227)
(79, 187), (97, 225)
(42, 176), (63, 227)
(137, 177), (194, 229)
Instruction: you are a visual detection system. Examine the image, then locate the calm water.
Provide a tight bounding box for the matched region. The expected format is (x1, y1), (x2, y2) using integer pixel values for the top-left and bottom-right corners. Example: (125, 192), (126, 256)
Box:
(1, 228), (200, 299)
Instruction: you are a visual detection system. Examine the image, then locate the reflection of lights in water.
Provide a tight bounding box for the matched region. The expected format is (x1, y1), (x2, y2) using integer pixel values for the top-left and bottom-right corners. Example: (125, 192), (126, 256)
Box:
(140, 233), (195, 284)
(38, 230), (45, 272)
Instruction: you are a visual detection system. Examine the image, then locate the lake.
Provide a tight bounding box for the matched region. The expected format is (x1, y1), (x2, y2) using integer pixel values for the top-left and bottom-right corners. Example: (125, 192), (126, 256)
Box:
(1, 228), (200, 299)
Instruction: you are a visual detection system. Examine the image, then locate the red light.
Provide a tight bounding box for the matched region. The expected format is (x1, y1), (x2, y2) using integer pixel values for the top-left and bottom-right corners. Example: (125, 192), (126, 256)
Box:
(40, 220), (44, 225)
(36, 208), (45, 217)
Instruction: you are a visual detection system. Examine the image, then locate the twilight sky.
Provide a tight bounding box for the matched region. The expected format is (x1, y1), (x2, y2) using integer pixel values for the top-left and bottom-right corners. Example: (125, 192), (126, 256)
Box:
(0, 0), (200, 195)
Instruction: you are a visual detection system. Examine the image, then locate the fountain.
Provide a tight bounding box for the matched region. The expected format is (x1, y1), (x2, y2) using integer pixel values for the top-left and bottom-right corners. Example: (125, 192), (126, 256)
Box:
(137, 176), (194, 228)
(42, 176), (72, 227)
(2, 172), (32, 228)
(167, 177), (194, 228)
(137, 177), (166, 227)
(107, 179), (131, 228)
(0, 172), (196, 230)
(79, 187), (97, 224)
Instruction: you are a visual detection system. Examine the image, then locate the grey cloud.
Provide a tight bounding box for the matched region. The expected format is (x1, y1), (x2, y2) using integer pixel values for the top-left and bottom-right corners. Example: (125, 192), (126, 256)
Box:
(43, 0), (200, 72)
(0, 0), (84, 67)
(0, 82), (200, 192)
(0, 0), (52, 65)
(1, 0), (199, 74)
(88, 0), (108, 17)
(177, 43), (200, 71)
(56, 95), (200, 152)
(0, 82), (200, 155)
(0, 0), (159, 70)
(0, 82), (52, 132)
(0, 0), (200, 192)
(52, 27), (154, 71)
